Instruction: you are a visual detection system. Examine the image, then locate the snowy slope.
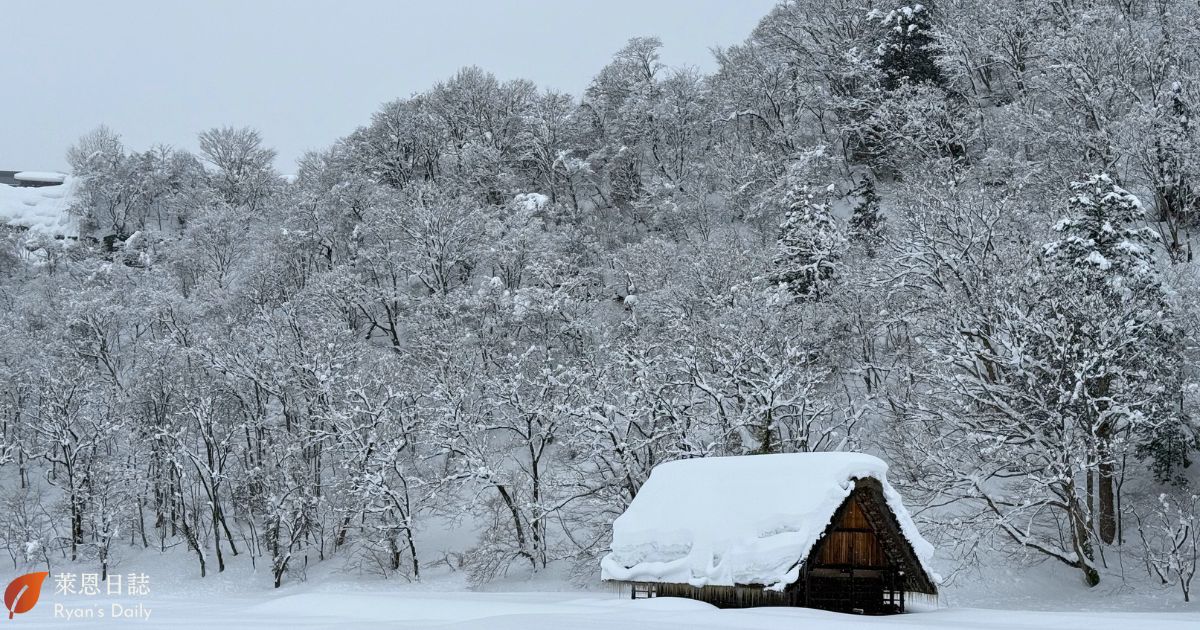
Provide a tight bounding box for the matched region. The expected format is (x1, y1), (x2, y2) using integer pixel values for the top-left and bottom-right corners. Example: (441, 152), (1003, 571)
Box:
(601, 453), (937, 588)
(0, 178), (78, 235)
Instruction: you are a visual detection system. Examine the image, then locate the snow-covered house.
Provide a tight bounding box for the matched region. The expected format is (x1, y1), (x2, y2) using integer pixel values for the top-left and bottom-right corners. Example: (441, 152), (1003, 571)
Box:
(0, 174), (77, 236)
(0, 170), (67, 188)
(601, 453), (939, 614)
(14, 171), (67, 187)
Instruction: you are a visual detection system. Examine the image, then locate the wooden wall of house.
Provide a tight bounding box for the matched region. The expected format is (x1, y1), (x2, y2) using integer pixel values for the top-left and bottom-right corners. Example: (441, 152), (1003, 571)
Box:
(813, 496), (889, 568)
(651, 582), (799, 608)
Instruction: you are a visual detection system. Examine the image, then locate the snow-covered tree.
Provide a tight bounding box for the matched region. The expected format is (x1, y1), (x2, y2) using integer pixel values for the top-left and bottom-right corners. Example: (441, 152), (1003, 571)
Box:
(1136, 491), (1200, 602)
(770, 179), (845, 299)
(198, 126), (279, 212)
(1043, 174), (1189, 541)
(848, 176), (886, 253)
(875, 3), (943, 90)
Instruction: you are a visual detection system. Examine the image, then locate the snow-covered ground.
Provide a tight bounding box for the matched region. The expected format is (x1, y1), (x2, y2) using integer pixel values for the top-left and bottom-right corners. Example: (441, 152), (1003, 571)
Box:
(13, 586), (1199, 629)
(5, 489), (1192, 628)
(8, 544), (1195, 630)
(6, 483), (1193, 629)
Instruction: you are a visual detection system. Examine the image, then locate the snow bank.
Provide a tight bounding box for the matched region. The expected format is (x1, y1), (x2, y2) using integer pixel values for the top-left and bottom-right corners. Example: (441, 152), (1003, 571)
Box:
(601, 452), (937, 589)
(0, 177), (78, 235)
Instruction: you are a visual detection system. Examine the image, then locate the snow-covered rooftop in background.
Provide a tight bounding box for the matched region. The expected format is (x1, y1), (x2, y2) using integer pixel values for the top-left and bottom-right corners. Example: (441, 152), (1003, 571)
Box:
(14, 171), (67, 183)
(0, 177), (78, 235)
(601, 452), (937, 589)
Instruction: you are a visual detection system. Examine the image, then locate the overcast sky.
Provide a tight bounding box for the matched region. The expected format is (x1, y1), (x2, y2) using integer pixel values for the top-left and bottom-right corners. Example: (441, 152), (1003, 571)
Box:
(3, 0), (776, 173)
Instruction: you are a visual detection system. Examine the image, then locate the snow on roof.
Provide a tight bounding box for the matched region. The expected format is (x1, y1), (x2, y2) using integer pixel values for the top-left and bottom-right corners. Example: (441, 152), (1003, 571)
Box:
(0, 177), (78, 235)
(601, 452), (937, 589)
(14, 171), (67, 183)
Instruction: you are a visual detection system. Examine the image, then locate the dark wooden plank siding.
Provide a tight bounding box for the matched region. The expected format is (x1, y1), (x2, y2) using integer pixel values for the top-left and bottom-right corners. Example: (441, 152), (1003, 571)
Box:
(653, 582), (798, 608)
(813, 497), (889, 568)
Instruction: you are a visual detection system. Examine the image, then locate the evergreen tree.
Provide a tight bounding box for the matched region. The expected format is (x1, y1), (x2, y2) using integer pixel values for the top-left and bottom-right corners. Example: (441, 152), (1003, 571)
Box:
(848, 177), (886, 254)
(1045, 173), (1158, 281)
(876, 3), (943, 90)
(771, 180), (845, 300)
(1043, 173), (1191, 543)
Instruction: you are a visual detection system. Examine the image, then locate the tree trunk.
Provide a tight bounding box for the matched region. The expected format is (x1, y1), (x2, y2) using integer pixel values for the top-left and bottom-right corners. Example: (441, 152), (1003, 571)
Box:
(1098, 438), (1117, 545)
(212, 502), (226, 573)
(406, 528), (420, 580)
(495, 484), (536, 568)
(1068, 488), (1100, 586)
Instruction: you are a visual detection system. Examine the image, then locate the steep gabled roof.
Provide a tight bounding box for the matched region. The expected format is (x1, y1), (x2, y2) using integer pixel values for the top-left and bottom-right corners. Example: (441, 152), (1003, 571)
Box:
(810, 478), (939, 594)
(600, 452), (938, 590)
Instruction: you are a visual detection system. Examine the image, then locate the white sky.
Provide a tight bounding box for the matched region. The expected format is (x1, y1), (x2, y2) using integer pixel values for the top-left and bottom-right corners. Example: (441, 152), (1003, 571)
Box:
(2, 0), (777, 173)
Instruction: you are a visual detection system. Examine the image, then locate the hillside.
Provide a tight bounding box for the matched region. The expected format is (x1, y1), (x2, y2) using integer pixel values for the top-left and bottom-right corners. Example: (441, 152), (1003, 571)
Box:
(2, 0), (1199, 626)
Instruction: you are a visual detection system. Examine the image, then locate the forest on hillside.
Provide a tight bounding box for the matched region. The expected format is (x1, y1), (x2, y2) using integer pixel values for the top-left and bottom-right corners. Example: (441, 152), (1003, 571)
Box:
(2, 0), (1199, 601)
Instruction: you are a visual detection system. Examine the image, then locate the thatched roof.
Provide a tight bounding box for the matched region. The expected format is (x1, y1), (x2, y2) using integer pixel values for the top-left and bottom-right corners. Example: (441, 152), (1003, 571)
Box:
(601, 452), (939, 591)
